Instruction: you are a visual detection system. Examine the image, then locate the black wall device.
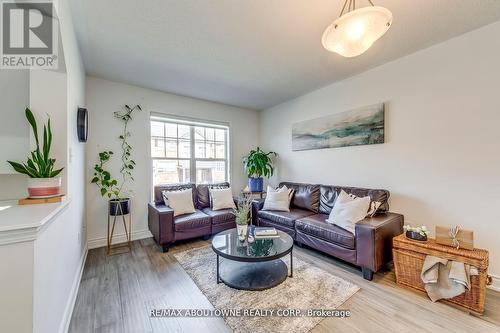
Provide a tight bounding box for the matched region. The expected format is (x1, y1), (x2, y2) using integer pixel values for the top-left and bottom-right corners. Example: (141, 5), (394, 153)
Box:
(77, 107), (88, 142)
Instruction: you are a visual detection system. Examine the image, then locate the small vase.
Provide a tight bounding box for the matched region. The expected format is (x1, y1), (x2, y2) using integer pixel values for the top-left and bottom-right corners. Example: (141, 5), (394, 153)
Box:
(406, 230), (427, 242)
(237, 224), (248, 241)
(27, 177), (62, 198)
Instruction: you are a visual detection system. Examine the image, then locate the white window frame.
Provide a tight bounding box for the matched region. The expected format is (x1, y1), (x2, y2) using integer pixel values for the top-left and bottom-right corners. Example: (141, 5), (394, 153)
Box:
(150, 114), (230, 186)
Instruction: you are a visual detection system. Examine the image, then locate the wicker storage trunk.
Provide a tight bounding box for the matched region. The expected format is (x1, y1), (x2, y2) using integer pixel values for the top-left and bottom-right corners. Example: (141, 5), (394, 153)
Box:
(393, 234), (490, 314)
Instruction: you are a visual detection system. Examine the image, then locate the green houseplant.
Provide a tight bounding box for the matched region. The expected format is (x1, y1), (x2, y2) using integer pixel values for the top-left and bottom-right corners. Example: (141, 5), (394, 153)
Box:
(91, 105), (141, 215)
(243, 147), (277, 192)
(232, 196), (252, 240)
(7, 108), (64, 198)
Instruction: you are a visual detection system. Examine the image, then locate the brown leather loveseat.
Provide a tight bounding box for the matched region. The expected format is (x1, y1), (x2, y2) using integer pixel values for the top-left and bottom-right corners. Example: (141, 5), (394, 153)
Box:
(148, 182), (235, 252)
(252, 182), (404, 280)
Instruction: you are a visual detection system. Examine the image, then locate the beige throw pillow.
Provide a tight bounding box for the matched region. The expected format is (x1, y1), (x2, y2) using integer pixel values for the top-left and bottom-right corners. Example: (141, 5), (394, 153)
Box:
(262, 185), (292, 212)
(209, 187), (236, 210)
(346, 191), (382, 217)
(162, 188), (196, 217)
(327, 190), (371, 234)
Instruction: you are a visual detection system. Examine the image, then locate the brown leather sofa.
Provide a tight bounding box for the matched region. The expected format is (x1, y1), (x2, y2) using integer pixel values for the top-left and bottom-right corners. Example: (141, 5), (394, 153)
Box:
(148, 182), (235, 252)
(252, 182), (404, 280)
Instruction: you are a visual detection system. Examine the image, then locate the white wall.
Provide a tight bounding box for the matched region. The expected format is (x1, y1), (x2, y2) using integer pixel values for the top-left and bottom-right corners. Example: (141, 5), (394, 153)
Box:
(0, 69), (30, 200)
(85, 77), (260, 248)
(0, 70), (29, 175)
(29, 70), (68, 192)
(30, 0), (88, 332)
(0, 174), (28, 200)
(260, 21), (500, 286)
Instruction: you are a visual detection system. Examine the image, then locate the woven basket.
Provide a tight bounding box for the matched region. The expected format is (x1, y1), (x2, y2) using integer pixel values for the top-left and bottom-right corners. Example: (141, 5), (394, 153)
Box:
(393, 234), (490, 314)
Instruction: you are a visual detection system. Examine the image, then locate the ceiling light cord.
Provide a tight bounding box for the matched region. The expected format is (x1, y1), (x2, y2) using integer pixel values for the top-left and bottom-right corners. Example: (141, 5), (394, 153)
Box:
(339, 0), (375, 17)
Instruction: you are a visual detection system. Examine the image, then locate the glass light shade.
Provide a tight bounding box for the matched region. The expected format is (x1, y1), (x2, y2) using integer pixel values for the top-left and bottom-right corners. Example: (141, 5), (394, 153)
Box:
(322, 6), (392, 57)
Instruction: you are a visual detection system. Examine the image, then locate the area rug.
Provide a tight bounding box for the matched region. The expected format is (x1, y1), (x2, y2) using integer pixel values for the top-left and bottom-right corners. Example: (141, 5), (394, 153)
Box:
(174, 246), (359, 333)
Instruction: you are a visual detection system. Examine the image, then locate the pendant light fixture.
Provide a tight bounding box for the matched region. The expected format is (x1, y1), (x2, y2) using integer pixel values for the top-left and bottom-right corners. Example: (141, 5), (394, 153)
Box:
(322, 0), (392, 57)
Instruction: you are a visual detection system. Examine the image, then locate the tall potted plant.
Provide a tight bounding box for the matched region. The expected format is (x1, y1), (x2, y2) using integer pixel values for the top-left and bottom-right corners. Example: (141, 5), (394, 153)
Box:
(7, 108), (64, 198)
(243, 147), (277, 192)
(91, 105), (141, 215)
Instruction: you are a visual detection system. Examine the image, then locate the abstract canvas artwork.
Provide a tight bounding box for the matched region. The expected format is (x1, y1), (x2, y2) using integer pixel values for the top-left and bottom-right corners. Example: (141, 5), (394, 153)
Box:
(292, 103), (385, 151)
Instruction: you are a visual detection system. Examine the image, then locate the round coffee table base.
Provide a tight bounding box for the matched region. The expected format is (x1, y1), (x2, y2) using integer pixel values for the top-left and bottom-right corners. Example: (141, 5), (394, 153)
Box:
(219, 259), (288, 291)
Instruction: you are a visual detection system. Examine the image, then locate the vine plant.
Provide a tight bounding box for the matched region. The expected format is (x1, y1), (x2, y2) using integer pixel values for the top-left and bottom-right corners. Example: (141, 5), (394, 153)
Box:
(114, 104), (141, 195)
(91, 105), (142, 199)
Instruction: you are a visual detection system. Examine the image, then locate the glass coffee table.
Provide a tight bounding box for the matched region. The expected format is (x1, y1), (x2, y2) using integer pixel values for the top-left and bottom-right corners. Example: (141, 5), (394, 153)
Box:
(212, 228), (293, 290)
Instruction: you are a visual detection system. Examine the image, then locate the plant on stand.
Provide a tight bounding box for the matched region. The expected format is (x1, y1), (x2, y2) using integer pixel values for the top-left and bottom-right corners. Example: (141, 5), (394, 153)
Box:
(7, 108), (64, 198)
(243, 147), (277, 192)
(91, 104), (141, 253)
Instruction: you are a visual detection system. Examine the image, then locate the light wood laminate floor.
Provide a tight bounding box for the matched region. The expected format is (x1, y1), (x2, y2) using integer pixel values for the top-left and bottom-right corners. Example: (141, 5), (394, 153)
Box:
(69, 238), (500, 333)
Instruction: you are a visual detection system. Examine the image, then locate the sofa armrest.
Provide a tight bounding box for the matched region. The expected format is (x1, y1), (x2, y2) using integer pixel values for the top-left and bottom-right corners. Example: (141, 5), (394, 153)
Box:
(148, 203), (175, 245)
(355, 212), (404, 272)
(251, 198), (266, 225)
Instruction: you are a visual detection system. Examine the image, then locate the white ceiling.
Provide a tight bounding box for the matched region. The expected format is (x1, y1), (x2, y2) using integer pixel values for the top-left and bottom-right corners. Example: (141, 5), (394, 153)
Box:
(69, 0), (500, 110)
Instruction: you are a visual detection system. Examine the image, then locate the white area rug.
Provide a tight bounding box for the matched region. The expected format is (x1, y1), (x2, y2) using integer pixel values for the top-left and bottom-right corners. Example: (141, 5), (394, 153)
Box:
(174, 246), (359, 333)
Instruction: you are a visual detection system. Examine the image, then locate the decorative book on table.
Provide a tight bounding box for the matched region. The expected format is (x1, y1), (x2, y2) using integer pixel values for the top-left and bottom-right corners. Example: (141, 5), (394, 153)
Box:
(253, 227), (279, 239)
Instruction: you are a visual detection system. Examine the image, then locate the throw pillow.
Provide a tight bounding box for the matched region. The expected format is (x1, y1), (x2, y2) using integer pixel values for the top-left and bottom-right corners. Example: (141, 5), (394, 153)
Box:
(162, 188), (196, 217)
(209, 187), (236, 211)
(327, 192), (371, 234)
(262, 185), (292, 212)
(285, 185), (295, 204)
(367, 201), (382, 217)
(343, 190), (383, 217)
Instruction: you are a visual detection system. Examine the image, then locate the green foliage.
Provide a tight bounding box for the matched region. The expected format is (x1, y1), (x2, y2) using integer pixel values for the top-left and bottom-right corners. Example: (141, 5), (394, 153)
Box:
(243, 147), (277, 178)
(91, 105), (141, 199)
(232, 196), (253, 225)
(91, 151), (119, 199)
(114, 105), (141, 186)
(7, 108), (63, 178)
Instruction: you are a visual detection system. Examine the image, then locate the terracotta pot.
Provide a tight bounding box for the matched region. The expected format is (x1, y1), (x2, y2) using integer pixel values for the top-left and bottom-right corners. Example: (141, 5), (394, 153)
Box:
(27, 177), (62, 198)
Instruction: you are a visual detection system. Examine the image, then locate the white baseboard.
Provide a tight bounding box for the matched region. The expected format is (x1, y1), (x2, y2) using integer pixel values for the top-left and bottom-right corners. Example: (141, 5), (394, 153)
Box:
(488, 274), (500, 292)
(87, 229), (152, 249)
(59, 244), (88, 333)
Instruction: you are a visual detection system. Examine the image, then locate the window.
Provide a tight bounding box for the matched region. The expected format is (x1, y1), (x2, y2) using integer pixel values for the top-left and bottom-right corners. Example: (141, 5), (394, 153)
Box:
(151, 116), (229, 186)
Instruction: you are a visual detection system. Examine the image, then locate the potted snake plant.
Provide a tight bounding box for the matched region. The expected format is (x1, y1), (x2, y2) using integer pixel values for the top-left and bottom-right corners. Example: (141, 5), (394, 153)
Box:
(243, 147), (277, 192)
(7, 108), (63, 198)
(91, 105), (141, 215)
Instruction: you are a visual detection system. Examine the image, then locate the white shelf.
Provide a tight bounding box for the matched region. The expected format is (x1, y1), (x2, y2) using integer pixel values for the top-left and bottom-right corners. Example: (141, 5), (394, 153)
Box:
(0, 200), (70, 245)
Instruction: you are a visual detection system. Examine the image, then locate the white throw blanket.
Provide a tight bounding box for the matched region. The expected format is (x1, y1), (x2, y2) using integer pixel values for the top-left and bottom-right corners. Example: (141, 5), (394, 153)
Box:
(420, 255), (478, 302)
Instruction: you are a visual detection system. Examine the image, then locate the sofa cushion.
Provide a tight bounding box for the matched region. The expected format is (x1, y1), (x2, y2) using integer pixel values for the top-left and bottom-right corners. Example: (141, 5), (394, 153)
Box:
(202, 207), (235, 225)
(262, 185), (292, 212)
(154, 183), (196, 206)
(295, 214), (355, 249)
(162, 188), (196, 217)
(258, 208), (314, 228)
(196, 182), (230, 208)
(174, 209), (211, 231)
(319, 185), (390, 215)
(209, 187), (236, 210)
(279, 182), (320, 213)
